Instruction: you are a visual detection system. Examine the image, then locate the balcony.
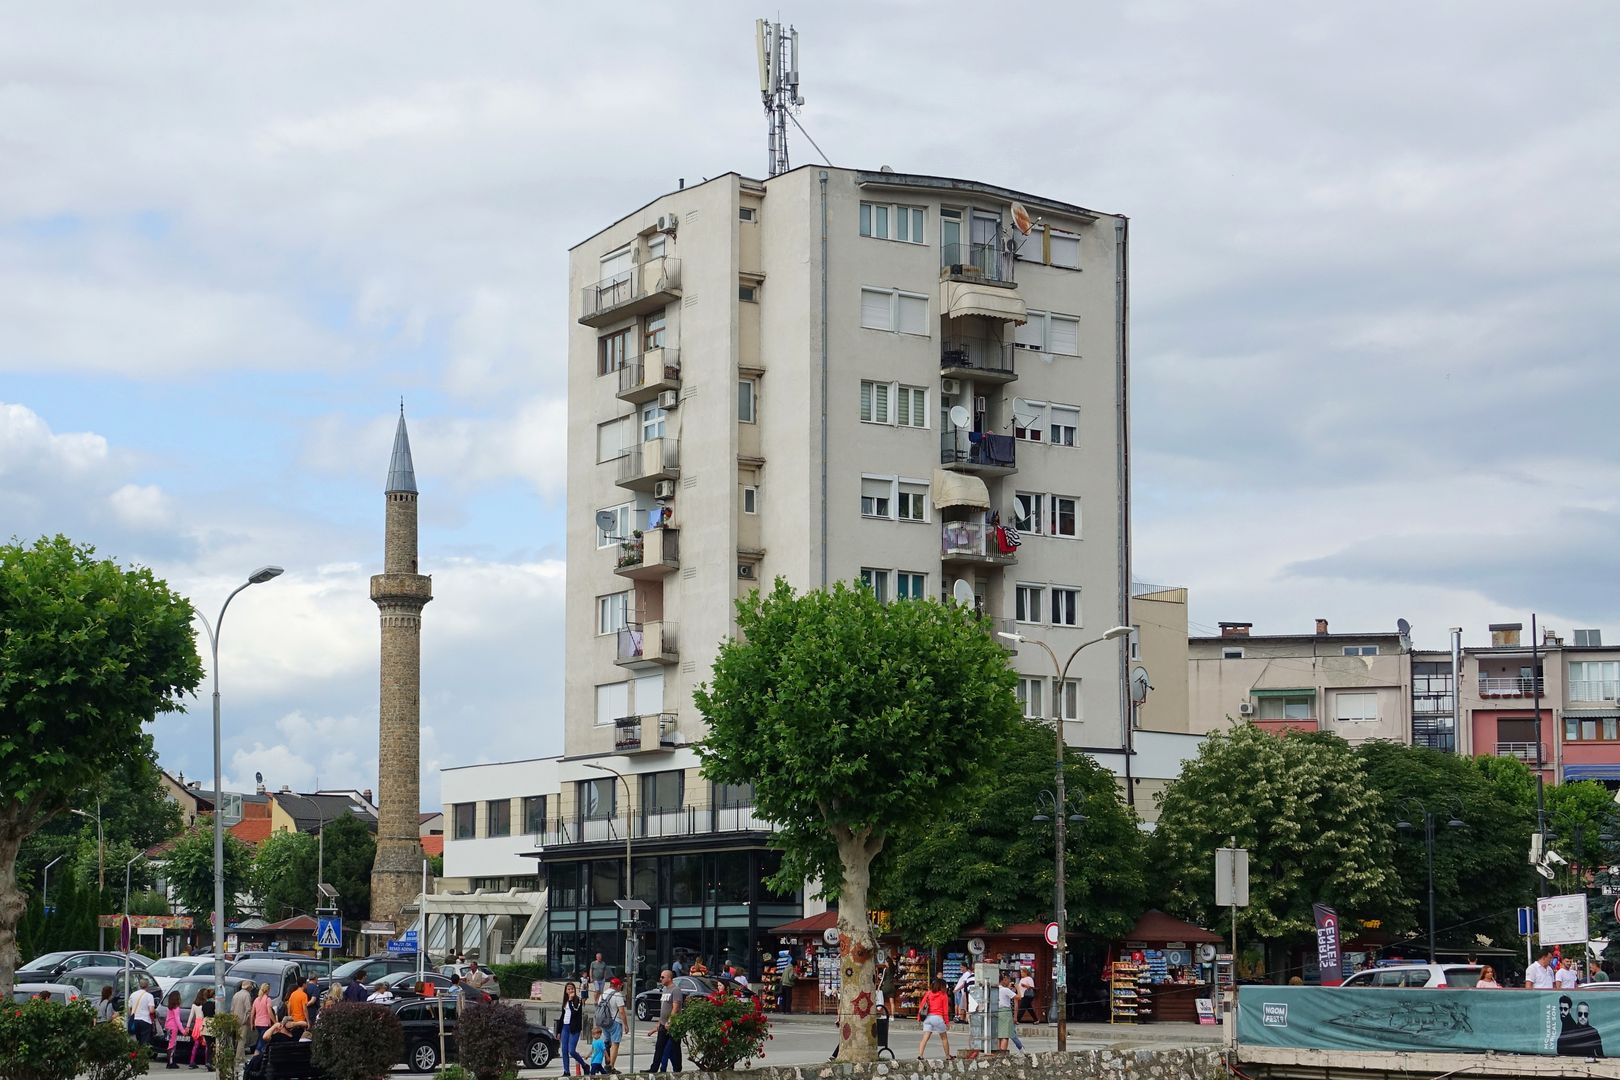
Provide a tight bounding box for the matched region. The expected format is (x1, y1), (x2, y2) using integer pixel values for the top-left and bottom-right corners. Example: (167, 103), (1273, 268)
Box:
(1412, 716), (1456, 752)
(615, 620), (677, 668)
(940, 430), (1016, 474)
(616, 347), (681, 405)
(1570, 680), (1620, 703)
(1479, 676), (1545, 698)
(616, 437), (679, 491)
(580, 257), (682, 326)
(534, 803), (773, 849)
(613, 712), (679, 753)
(1496, 741), (1548, 763)
(942, 242), (1013, 285)
(941, 339), (1017, 384)
(614, 527), (680, 580)
(940, 520), (1017, 566)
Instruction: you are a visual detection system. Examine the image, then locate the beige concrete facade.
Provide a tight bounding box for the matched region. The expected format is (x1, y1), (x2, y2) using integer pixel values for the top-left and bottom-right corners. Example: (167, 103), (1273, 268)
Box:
(1130, 585), (1189, 733)
(562, 166), (1131, 806)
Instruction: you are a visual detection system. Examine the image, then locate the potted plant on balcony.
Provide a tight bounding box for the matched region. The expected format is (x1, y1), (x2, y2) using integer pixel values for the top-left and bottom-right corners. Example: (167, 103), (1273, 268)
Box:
(617, 530), (644, 568)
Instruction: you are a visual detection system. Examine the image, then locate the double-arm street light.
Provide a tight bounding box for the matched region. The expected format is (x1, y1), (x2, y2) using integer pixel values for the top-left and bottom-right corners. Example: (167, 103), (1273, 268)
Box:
(70, 801), (104, 945)
(998, 623), (1131, 1050)
(194, 565), (283, 1004)
(1395, 799), (1467, 963)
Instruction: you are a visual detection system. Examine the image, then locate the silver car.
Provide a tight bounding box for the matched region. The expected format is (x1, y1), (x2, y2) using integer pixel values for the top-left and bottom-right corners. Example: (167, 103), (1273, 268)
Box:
(1339, 963), (1483, 988)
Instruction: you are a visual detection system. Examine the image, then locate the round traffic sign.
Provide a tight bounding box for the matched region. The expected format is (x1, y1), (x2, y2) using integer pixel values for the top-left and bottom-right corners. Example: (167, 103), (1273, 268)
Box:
(1044, 922), (1061, 947)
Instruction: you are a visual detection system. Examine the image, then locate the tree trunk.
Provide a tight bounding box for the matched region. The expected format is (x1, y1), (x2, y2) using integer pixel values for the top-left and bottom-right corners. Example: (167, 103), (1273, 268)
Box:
(0, 812), (29, 999)
(834, 828), (882, 1063)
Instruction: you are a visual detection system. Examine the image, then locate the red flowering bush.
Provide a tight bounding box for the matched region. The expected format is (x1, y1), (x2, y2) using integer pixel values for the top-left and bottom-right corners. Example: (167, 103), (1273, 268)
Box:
(666, 986), (770, 1071)
(0, 999), (106, 1080)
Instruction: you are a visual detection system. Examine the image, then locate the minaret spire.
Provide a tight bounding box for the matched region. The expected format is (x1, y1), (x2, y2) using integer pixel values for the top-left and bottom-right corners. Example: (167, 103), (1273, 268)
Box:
(386, 406), (418, 495)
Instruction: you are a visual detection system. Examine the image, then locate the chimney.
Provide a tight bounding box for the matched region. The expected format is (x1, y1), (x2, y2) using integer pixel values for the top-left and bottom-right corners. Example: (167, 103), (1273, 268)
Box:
(1545, 628), (1563, 647)
(1489, 623), (1523, 648)
(280, 784), (292, 793)
(1219, 622), (1252, 638)
(1315, 618), (1329, 636)
(362, 789), (374, 805)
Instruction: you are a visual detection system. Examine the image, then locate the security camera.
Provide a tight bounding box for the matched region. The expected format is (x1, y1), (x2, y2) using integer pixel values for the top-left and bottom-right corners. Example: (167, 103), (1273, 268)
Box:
(1546, 849), (1569, 867)
(1537, 863), (1557, 880)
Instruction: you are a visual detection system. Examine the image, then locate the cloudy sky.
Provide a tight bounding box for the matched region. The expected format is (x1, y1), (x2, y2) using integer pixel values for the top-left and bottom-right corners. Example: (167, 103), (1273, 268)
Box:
(5, 2), (1616, 807)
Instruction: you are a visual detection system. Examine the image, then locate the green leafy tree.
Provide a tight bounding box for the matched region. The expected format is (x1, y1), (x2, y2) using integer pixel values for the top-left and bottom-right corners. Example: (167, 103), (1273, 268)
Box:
(1547, 781), (1617, 873)
(0, 536), (203, 996)
(1473, 755), (1539, 810)
(695, 580), (1023, 1061)
(1150, 725), (1403, 976)
(162, 817), (253, 921)
(871, 719), (1145, 945)
(251, 830), (319, 922)
(319, 814), (376, 923)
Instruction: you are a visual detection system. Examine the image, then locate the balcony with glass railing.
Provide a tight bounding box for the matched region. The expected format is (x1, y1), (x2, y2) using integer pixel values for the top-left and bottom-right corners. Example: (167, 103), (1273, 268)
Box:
(579, 257), (682, 326)
(616, 347), (681, 405)
(1569, 680), (1620, 703)
(615, 620), (677, 668)
(616, 437), (679, 491)
(533, 802), (774, 849)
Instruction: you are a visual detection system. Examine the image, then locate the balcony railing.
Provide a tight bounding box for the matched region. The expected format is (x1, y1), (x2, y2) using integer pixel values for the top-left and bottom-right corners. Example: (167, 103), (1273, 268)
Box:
(614, 527), (679, 580)
(942, 242), (1012, 284)
(1496, 741), (1548, 763)
(1412, 692), (1455, 715)
(940, 431), (1016, 472)
(1412, 715), (1456, 752)
(534, 803), (775, 848)
(579, 257), (682, 326)
(940, 520), (1017, 565)
(616, 437), (679, 490)
(1570, 680), (1620, 703)
(616, 347), (681, 404)
(1479, 676), (1545, 697)
(940, 339), (1017, 381)
(615, 620), (677, 667)
(613, 712), (679, 753)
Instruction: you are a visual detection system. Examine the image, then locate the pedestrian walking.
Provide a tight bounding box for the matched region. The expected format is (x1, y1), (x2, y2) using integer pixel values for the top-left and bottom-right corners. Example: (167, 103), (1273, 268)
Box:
(342, 975), (368, 1002)
(1556, 958), (1579, 990)
(1526, 949), (1557, 989)
(917, 978), (954, 1060)
(231, 980), (254, 1034)
(164, 991), (186, 1069)
(650, 969), (684, 1073)
(465, 961), (492, 992)
(598, 977), (627, 1072)
(285, 979), (311, 1026)
(995, 974), (1020, 1053)
(299, 978), (322, 1028)
(586, 1027), (608, 1075)
(1016, 969), (1037, 1023)
(589, 953), (610, 1002)
(953, 966), (976, 1023)
(250, 984), (275, 1051)
(778, 961), (795, 1014)
(128, 980), (156, 1048)
(188, 990), (210, 1069)
(556, 982), (591, 1076)
(96, 985), (117, 1023)
(1477, 965), (1502, 988)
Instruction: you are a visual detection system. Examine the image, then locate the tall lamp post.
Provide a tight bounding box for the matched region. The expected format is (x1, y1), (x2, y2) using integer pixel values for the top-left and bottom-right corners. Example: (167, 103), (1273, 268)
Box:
(584, 761), (639, 1073)
(1395, 799), (1466, 963)
(71, 801), (104, 946)
(123, 852), (143, 1009)
(194, 564), (283, 1006)
(999, 623), (1131, 1050)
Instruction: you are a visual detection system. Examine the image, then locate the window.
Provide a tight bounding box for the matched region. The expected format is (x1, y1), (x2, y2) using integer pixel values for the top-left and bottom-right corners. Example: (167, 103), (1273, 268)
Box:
(1014, 400), (1045, 442)
(509, 875), (538, 892)
(896, 385), (927, 427)
(1016, 676), (1044, 719)
(596, 503), (632, 548)
(647, 234), (666, 259)
(859, 568), (890, 603)
(1014, 311), (1081, 356)
(1056, 679), (1082, 721)
(1567, 716), (1620, 742)
(1013, 492), (1043, 534)
(1342, 645), (1379, 656)
(1049, 405), (1079, 447)
(595, 680), (629, 725)
(1570, 661), (1620, 701)
(1050, 495), (1079, 538)
(640, 401), (666, 442)
(1222, 647), (1245, 660)
(897, 481), (928, 522)
(523, 796), (546, 835)
(859, 287), (928, 335)
(1129, 626), (1141, 660)
(739, 206), (756, 222)
(1016, 583), (1043, 624)
(1258, 696), (1314, 720)
(599, 245), (632, 283)
(714, 781), (754, 808)
(632, 671), (664, 714)
(1334, 692), (1378, 723)
(896, 572), (926, 600)
(1051, 587), (1080, 627)
(486, 799), (511, 838)
(860, 201), (926, 244)
(860, 476), (892, 518)
(739, 283), (758, 303)
(859, 380), (891, 424)
(641, 770), (685, 814)
(1575, 629), (1604, 647)
(1049, 230), (1081, 270)
(452, 803), (475, 840)
(742, 485), (758, 514)
(579, 778), (615, 820)
(596, 417), (632, 462)
(643, 311), (666, 350)
(597, 592), (630, 635)
(860, 381), (926, 427)
(598, 328), (631, 376)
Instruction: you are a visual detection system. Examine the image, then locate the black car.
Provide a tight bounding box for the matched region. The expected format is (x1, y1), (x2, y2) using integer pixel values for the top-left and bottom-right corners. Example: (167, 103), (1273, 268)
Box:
(392, 997), (556, 1072)
(631, 975), (757, 1022)
(58, 965), (153, 1011)
(18, 951), (151, 980)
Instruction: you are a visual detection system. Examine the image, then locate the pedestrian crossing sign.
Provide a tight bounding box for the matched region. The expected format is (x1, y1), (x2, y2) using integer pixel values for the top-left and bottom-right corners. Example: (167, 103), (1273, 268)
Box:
(317, 916), (342, 949)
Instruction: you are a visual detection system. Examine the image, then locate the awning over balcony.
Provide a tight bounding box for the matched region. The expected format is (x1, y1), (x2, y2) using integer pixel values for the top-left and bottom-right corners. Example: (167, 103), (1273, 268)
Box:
(942, 280), (1027, 324)
(1250, 687), (1315, 698)
(932, 468), (990, 512)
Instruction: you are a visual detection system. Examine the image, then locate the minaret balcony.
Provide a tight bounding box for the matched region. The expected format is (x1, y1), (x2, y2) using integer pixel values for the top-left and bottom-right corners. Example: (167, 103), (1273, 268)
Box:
(579, 257), (682, 327)
(614, 527), (679, 580)
(616, 347), (681, 405)
(615, 621), (677, 669)
(616, 437), (679, 491)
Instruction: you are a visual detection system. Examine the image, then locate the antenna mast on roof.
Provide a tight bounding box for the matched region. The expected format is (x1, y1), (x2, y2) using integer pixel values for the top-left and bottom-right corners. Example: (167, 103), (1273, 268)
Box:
(756, 18), (802, 176)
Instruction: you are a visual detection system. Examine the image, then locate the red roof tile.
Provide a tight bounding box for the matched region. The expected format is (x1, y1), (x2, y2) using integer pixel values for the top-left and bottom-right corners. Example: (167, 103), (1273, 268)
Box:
(230, 819), (273, 847)
(420, 835), (444, 857)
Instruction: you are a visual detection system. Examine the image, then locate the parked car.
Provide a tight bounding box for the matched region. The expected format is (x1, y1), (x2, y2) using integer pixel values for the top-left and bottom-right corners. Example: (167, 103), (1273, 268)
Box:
(632, 974), (757, 1022)
(392, 997), (556, 1072)
(1339, 964), (1483, 988)
(373, 970), (493, 1003)
(58, 966), (150, 1010)
(224, 958), (308, 1015)
(145, 955), (225, 993)
(11, 982), (81, 1004)
(18, 951), (150, 980)
(330, 955), (418, 990)
(433, 964), (502, 998)
(1577, 982), (1620, 990)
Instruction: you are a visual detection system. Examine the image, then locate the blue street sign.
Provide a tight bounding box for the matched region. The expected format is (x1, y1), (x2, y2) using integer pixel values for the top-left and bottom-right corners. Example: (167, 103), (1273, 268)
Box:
(387, 938), (418, 955)
(1518, 906), (1535, 935)
(317, 916), (342, 950)
(403, 929), (418, 942)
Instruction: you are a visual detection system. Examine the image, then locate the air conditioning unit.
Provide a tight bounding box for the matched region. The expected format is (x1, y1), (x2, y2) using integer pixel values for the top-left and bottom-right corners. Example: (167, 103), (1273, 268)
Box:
(737, 563), (756, 580)
(657, 390), (680, 410)
(653, 480), (676, 500)
(656, 213), (678, 233)
(1237, 702), (1256, 716)
(941, 377), (962, 396)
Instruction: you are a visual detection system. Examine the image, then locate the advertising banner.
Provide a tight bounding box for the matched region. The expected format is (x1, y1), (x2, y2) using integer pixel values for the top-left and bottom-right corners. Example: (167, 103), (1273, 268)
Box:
(1238, 986), (1617, 1057)
(1312, 904), (1342, 987)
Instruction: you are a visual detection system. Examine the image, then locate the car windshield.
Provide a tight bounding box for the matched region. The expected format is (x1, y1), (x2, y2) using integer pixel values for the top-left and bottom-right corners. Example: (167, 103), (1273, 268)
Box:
(303, 959), (332, 976)
(22, 952), (76, 970)
(170, 978), (214, 1001)
(332, 960), (372, 981)
(147, 959), (198, 978)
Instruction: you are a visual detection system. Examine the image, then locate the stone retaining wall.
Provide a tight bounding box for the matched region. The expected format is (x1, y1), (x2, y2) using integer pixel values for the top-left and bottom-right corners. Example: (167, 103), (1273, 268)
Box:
(685, 1048), (1226, 1080)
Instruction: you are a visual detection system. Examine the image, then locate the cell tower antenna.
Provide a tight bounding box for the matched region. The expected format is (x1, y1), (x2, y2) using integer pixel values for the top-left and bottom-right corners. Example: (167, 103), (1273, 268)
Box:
(755, 18), (802, 177)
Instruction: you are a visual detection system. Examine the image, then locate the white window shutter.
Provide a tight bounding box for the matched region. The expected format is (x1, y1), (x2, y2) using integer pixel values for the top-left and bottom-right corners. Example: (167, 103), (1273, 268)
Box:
(898, 294), (928, 335)
(1050, 315), (1080, 356)
(1050, 232), (1080, 269)
(1014, 315), (1044, 351)
(633, 673), (664, 714)
(861, 289), (893, 330)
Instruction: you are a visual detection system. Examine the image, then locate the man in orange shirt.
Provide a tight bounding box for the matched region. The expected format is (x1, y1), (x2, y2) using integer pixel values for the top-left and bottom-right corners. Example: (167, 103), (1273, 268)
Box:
(286, 979), (311, 1025)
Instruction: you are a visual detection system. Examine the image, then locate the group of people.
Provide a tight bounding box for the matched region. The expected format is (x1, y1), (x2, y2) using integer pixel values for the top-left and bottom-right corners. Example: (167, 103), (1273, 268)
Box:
(914, 969), (1036, 1060)
(555, 975), (627, 1075)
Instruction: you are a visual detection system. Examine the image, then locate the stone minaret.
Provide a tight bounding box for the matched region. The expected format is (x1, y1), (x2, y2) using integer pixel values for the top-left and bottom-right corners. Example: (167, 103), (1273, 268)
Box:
(369, 407), (432, 929)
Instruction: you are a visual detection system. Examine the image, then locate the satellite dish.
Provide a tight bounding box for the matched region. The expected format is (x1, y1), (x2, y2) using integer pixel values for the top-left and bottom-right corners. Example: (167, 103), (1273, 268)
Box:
(1010, 202), (1033, 236)
(952, 580), (975, 606)
(948, 405), (970, 429)
(1397, 618), (1412, 636)
(594, 510), (618, 536)
(1130, 665), (1153, 705)
(1010, 398), (1040, 428)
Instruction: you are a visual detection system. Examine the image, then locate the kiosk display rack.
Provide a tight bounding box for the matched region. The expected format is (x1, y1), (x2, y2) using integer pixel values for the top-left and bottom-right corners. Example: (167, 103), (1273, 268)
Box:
(1110, 958), (1143, 1024)
(896, 949), (929, 1016)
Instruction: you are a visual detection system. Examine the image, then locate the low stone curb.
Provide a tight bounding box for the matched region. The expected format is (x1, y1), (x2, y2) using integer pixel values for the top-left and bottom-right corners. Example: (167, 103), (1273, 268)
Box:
(655, 1046), (1226, 1080)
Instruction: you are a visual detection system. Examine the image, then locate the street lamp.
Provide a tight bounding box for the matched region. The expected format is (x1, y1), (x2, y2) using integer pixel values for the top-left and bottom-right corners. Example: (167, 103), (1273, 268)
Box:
(1395, 799), (1467, 963)
(997, 623), (1130, 1049)
(194, 564), (283, 1004)
(123, 851), (143, 1009)
(40, 854), (66, 918)
(583, 761), (639, 1073)
(71, 800), (104, 946)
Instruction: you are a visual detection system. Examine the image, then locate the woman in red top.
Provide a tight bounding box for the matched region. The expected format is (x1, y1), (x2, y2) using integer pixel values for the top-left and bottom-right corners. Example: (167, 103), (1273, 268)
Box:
(917, 977), (954, 1060)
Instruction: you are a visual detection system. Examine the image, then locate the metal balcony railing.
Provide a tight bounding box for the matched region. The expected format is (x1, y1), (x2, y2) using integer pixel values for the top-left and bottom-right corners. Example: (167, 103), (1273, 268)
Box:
(1569, 680), (1620, 703)
(1479, 676), (1544, 697)
(1496, 741), (1547, 763)
(940, 430), (1016, 470)
(617, 347), (682, 400)
(940, 520), (1017, 562)
(940, 339), (1016, 377)
(580, 257), (682, 323)
(616, 621), (676, 665)
(942, 242), (1011, 283)
(533, 803), (774, 848)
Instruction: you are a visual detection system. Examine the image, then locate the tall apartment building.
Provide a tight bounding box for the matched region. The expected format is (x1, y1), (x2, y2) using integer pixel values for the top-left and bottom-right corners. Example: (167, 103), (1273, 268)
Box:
(532, 166), (1130, 980)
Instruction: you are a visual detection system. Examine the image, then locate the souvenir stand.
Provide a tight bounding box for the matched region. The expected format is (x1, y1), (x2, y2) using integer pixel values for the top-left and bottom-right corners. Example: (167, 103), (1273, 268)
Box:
(770, 911), (840, 1013)
(1111, 911), (1221, 1024)
(956, 924), (1056, 1021)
